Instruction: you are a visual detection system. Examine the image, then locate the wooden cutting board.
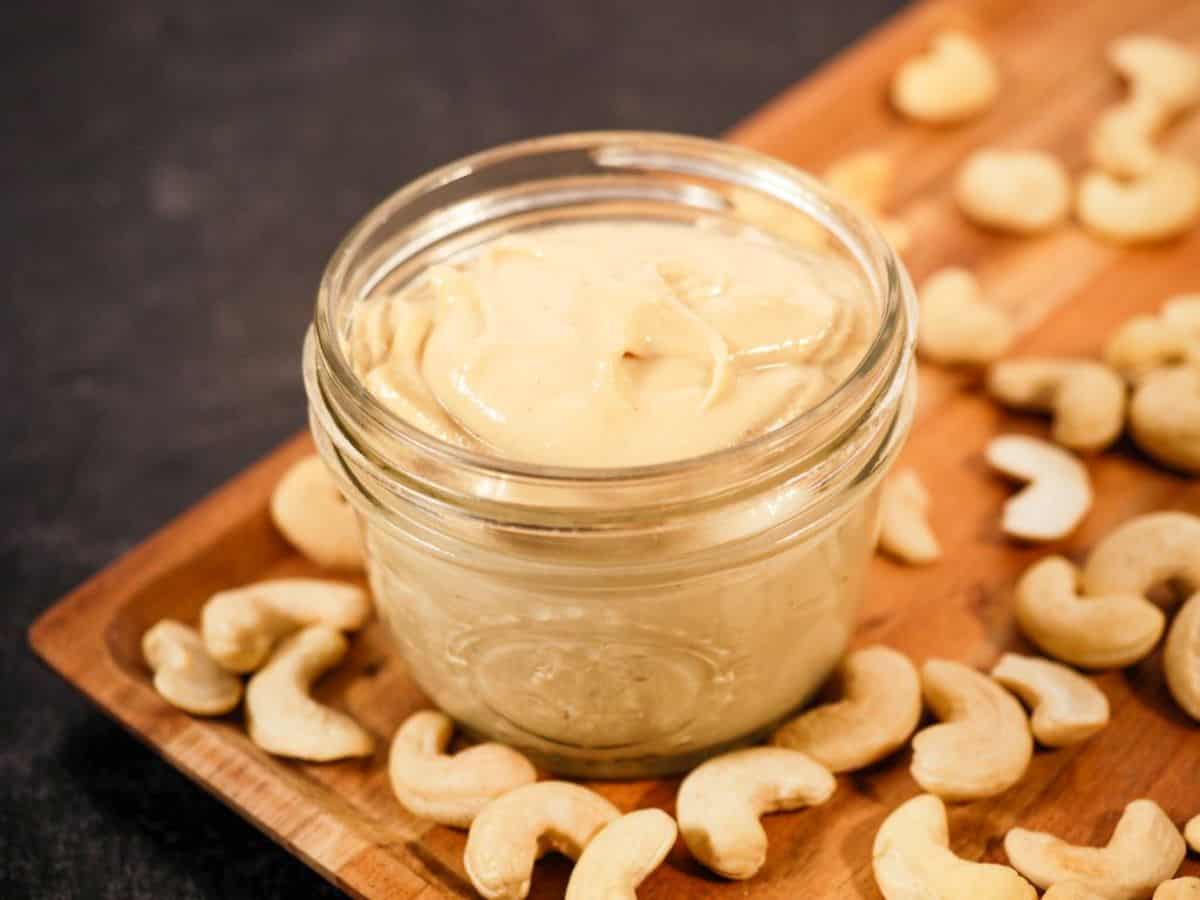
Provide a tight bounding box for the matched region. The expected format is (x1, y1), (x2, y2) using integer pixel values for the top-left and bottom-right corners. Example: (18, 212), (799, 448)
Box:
(30, 0), (1200, 896)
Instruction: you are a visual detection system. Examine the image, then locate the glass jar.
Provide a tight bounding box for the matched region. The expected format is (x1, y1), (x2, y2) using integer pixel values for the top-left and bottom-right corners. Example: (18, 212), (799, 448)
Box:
(303, 132), (917, 778)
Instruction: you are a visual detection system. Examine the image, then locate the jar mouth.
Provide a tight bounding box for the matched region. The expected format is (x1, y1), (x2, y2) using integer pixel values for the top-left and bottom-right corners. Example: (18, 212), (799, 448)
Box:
(312, 131), (915, 493)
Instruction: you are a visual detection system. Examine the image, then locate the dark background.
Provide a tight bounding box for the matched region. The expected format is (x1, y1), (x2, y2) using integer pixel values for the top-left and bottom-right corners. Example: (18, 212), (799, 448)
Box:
(2, 2), (907, 896)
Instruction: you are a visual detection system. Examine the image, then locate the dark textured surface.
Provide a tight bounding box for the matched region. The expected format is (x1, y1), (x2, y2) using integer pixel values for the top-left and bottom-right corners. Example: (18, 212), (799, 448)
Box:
(2, 2), (907, 896)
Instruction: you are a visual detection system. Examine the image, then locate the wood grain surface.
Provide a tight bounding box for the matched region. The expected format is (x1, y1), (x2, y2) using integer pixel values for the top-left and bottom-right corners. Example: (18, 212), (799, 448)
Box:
(30, 0), (1200, 896)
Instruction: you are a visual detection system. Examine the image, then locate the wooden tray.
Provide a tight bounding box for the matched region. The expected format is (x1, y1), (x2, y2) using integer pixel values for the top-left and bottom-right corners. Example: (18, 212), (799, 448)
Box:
(31, 0), (1200, 896)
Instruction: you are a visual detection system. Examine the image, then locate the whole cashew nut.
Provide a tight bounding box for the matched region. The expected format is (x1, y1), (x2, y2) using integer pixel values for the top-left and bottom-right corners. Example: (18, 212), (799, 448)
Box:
(911, 659), (1033, 801)
(1187, 815), (1200, 853)
(201, 578), (370, 673)
(986, 435), (1092, 542)
(877, 469), (941, 565)
(1130, 367), (1200, 473)
(1105, 295), (1200, 384)
(989, 653), (1110, 746)
(244, 625), (374, 761)
(955, 149), (1071, 234)
(1014, 556), (1166, 669)
(771, 645), (922, 772)
(986, 359), (1127, 453)
(564, 809), (677, 900)
(873, 793), (1037, 900)
(1077, 157), (1200, 245)
(463, 781), (620, 900)
(270, 455), (365, 571)
(677, 746), (836, 879)
(387, 710), (537, 828)
(142, 620), (243, 716)
(1156, 878), (1200, 899)
(1082, 511), (1200, 606)
(891, 31), (1000, 124)
(1164, 593), (1200, 721)
(918, 267), (1014, 366)
(1004, 798), (1186, 899)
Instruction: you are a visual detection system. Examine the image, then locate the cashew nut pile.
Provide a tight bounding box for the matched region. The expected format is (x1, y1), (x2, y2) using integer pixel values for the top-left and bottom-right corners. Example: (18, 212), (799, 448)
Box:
(270, 454), (365, 571)
(891, 30), (999, 124)
(918, 267), (1014, 366)
(956, 148), (1071, 235)
(986, 434), (1092, 542)
(876, 469), (941, 565)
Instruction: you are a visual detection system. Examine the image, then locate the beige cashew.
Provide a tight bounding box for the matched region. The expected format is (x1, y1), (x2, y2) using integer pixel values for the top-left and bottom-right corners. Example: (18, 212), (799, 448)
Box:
(1156, 878), (1200, 900)
(1005, 798), (1186, 899)
(201, 578), (369, 673)
(1089, 96), (1171, 179)
(918, 267), (1014, 366)
(955, 149), (1071, 234)
(986, 435), (1092, 542)
(1014, 556), (1165, 669)
(244, 625), (373, 761)
(873, 793), (1037, 900)
(1110, 35), (1200, 115)
(824, 151), (910, 253)
(770, 645), (921, 772)
(463, 781), (620, 900)
(677, 746), (836, 879)
(387, 710), (537, 828)
(1130, 367), (1200, 473)
(1187, 815), (1200, 853)
(564, 809), (677, 900)
(911, 659), (1033, 801)
(986, 359), (1127, 453)
(1164, 593), (1200, 721)
(1077, 157), (1200, 244)
(1044, 885), (1111, 900)
(891, 31), (999, 124)
(1104, 295), (1200, 384)
(270, 455), (364, 571)
(877, 469), (941, 565)
(989, 653), (1109, 746)
(1082, 511), (1200, 606)
(141, 620), (243, 716)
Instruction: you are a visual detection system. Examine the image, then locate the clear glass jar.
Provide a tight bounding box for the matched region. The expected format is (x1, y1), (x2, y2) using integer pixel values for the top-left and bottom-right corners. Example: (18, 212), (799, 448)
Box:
(303, 132), (917, 778)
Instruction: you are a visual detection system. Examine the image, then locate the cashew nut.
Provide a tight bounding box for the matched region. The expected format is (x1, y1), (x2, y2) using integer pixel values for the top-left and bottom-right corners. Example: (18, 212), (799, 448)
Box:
(771, 645), (921, 772)
(873, 793), (1037, 900)
(201, 578), (370, 673)
(989, 653), (1110, 746)
(986, 435), (1092, 542)
(1004, 798), (1186, 899)
(1077, 157), (1200, 244)
(1156, 878), (1200, 900)
(986, 359), (1127, 453)
(270, 455), (365, 571)
(824, 150), (911, 252)
(1130, 367), (1200, 473)
(1164, 593), (1200, 721)
(918, 267), (1014, 366)
(387, 710), (537, 828)
(463, 781), (620, 900)
(1187, 815), (1200, 853)
(891, 31), (1000, 124)
(1104, 295), (1200, 384)
(955, 149), (1071, 234)
(1014, 556), (1166, 669)
(1082, 511), (1200, 606)
(1089, 96), (1172, 179)
(1110, 35), (1200, 117)
(564, 809), (677, 900)
(244, 625), (374, 761)
(142, 620), (243, 716)
(877, 469), (941, 565)
(677, 746), (836, 879)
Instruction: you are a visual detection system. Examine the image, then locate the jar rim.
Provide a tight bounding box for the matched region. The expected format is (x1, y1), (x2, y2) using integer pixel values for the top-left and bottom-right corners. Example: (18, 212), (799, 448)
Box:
(313, 130), (914, 490)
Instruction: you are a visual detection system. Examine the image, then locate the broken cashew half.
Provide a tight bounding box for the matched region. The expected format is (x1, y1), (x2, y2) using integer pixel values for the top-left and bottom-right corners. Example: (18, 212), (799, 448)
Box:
(1082, 511), (1200, 606)
(1187, 815), (1200, 854)
(388, 710), (537, 828)
(1077, 156), (1200, 244)
(1164, 593), (1200, 721)
(911, 659), (1033, 801)
(564, 808), (677, 900)
(918, 267), (1014, 366)
(877, 469), (941, 565)
(986, 435), (1092, 542)
(677, 746), (835, 879)
(1130, 367), (1200, 473)
(891, 30), (999, 124)
(1014, 556), (1165, 669)
(989, 653), (1109, 746)
(771, 645), (921, 772)
(142, 620), (243, 716)
(463, 781), (619, 900)
(1105, 294), (1200, 384)
(986, 359), (1127, 453)
(1005, 798), (1186, 899)
(824, 150), (910, 253)
(201, 578), (370, 673)
(270, 454), (365, 571)
(1156, 878), (1200, 899)
(873, 793), (1036, 900)
(956, 149), (1071, 234)
(244, 625), (373, 761)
